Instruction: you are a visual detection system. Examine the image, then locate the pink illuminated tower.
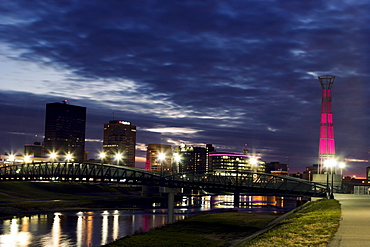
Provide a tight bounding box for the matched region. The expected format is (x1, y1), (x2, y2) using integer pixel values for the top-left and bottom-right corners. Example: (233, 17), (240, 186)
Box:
(318, 75), (336, 173)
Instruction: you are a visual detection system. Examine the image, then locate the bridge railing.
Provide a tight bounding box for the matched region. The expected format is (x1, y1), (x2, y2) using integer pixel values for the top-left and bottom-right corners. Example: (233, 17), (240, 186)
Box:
(0, 162), (158, 183)
(162, 171), (327, 197)
(0, 162), (328, 197)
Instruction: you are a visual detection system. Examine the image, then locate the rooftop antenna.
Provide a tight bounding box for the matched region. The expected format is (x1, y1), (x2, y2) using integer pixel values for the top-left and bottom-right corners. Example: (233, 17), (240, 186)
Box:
(112, 112), (115, 120)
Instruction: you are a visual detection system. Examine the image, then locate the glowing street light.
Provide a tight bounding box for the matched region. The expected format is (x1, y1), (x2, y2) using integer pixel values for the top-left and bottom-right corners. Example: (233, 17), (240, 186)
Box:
(250, 157), (258, 165)
(24, 155), (31, 163)
(249, 157), (259, 173)
(158, 153), (166, 162)
(338, 161), (346, 191)
(100, 152), (106, 165)
(173, 153), (181, 173)
(49, 152), (57, 162)
(115, 153), (123, 165)
(324, 159), (336, 168)
(173, 153), (181, 163)
(338, 162), (346, 178)
(66, 153), (73, 162)
(324, 159), (337, 199)
(158, 153), (166, 176)
(8, 154), (15, 164)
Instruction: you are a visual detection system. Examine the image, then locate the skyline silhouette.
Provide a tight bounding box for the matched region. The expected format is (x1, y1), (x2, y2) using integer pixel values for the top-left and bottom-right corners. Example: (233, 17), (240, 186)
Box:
(0, 1), (368, 176)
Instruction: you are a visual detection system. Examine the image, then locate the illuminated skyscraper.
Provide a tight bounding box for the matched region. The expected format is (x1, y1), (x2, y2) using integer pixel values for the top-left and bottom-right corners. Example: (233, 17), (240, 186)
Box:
(318, 75), (336, 173)
(44, 101), (86, 161)
(103, 120), (136, 167)
(173, 144), (208, 174)
(145, 144), (172, 172)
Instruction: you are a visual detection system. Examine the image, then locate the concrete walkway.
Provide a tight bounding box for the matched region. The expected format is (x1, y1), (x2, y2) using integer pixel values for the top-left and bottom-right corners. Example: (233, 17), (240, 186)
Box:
(328, 194), (370, 247)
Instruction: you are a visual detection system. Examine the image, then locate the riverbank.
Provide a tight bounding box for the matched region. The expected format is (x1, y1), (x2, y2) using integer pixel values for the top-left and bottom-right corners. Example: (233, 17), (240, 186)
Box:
(104, 199), (340, 247)
(0, 181), (165, 217)
(0, 181), (341, 246)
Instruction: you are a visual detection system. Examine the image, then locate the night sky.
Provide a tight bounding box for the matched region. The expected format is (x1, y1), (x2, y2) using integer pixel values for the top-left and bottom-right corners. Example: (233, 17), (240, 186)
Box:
(0, 1), (368, 176)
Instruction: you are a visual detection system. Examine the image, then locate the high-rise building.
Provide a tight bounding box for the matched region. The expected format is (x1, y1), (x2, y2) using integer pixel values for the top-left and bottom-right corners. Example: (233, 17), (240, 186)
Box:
(173, 144), (208, 174)
(206, 144), (216, 172)
(43, 101), (86, 162)
(145, 144), (172, 172)
(317, 75), (336, 173)
(209, 153), (265, 175)
(102, 120), (136, 167)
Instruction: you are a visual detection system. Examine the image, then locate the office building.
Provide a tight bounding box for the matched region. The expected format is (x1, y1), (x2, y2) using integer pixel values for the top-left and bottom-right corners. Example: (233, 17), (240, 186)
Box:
(102, 120), (136, 167)
(24, 142), (43, 158)
(173, 144), (208, 174)
(303, 164), (319, 181)
(265, 162), (288, 176)
(43, 101), (86, 161)
(209, 153), (265, 175)
(145, 144), (172, 172)
(206, 144), (216, 172)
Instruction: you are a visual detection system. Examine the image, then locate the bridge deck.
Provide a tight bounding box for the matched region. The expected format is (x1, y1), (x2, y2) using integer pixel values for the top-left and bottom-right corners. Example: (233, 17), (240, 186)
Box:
(0, 162), (328, 197)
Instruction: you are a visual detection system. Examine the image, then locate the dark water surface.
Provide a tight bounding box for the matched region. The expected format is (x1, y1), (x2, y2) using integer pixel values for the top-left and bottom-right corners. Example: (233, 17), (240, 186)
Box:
(0, 195), (303, 247)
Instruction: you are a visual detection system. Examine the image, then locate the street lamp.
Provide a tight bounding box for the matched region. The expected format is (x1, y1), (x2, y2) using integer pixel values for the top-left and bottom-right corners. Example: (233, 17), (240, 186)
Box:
(338, 162), (345, 192)
(24, 155), (31, 164)
(158, 153), (166, 176)
(99, 152), (106, 165)
(338, 162), (345, 178)
(173, 153), (181, 174)
(66, 153), (73, 162)
(8, 154), (15, 165)
(115, 153), (122, 165)
(250, 157), (258, 172)
(50, 153), (57, 162)
(324, 159), (336, 199)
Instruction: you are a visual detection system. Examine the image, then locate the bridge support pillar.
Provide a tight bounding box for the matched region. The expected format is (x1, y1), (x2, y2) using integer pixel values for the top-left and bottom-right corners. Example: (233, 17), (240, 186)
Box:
(159, 187), (183, 224)
(233, 191), (240, 208)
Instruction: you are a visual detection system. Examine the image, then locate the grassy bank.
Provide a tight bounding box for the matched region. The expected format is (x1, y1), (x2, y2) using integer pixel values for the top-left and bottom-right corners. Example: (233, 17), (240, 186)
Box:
(0, 182), (341, 246)
(105, 212), (279, 247)
(242, 199), (340, 247)
(105, 199), (340, 247)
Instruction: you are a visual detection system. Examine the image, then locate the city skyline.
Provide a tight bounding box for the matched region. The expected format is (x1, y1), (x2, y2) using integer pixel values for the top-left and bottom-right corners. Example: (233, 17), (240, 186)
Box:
(0, 1), (368, 176)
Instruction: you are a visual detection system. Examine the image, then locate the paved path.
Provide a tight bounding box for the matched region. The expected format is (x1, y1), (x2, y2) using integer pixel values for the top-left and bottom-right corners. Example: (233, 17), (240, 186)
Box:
(328, 194), (370, 247)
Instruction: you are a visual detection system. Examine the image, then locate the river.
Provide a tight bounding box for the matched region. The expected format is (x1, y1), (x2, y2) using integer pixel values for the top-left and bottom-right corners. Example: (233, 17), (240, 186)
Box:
(0, 195), (305, 247)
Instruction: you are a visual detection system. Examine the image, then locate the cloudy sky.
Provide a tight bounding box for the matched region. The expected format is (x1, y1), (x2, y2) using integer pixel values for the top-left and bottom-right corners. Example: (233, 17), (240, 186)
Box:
(0, 1), (368, 176)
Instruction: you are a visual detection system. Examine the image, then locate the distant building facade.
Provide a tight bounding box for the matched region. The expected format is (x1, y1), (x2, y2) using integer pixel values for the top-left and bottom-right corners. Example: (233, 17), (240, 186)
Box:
(145, 144), (172, 172)
(24, 142), (43, 158)
(209, 153), (265, 175)
(303, 164), (319, 181)
(102, 120), (136, 167)
(342, 176), (370, 194)
(265, 162), (288, 176)
(173, 144), (208, 174)
(205, 144), (216, 172)
(43, 101), (86, 161)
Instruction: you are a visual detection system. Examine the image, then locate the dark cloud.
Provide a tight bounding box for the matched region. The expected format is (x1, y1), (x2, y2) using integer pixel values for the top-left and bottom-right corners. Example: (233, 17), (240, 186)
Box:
(0, 1), (368, 175)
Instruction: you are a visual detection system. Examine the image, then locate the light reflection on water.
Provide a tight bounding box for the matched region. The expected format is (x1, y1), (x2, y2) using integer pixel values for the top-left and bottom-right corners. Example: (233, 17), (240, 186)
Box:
(0, 196), (301, 246)
(0, 211), (184, 247)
